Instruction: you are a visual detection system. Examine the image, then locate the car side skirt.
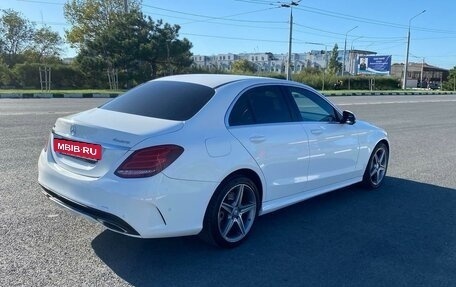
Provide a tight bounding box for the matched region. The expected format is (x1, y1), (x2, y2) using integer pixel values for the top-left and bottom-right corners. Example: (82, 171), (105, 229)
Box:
(260, 177), (362, 215)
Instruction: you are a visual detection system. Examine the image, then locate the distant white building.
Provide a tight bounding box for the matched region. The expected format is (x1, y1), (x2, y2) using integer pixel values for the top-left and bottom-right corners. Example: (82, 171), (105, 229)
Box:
(191, 50), (331, 74)
(62, 57), (75, 65)
(192, 55), (211, 69)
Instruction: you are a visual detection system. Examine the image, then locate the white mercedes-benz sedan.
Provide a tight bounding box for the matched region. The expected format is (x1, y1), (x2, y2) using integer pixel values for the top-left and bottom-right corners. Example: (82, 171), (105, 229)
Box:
(38, 74), (389, 248)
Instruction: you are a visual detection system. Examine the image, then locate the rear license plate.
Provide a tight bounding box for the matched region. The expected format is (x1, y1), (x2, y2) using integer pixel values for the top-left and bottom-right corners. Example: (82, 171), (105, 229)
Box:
(53, 138), (102, 160)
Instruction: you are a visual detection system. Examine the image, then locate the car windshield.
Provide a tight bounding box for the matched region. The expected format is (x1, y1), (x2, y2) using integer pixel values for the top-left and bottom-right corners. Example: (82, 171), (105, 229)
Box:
(100, 81), (215, 121)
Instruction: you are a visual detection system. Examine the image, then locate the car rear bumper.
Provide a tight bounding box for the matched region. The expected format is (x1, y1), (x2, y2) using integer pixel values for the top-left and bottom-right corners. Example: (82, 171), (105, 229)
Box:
(40, 184), (141, 236)
(38, 149), (218, 238)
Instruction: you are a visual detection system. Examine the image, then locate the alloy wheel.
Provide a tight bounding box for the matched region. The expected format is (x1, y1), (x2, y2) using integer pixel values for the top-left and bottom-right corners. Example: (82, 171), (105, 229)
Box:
(217, 183), (257, 243)
(369, 147), (387, 186)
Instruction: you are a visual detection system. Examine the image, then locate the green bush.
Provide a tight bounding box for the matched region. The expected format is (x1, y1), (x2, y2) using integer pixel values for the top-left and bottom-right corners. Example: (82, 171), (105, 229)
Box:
(13, 63), (41, 88)
(49, 65), (86, 89)
(442, 78), (456, 91)
(0, 63), (15, 87)
(293, 72), (338, 90)
(293, 72), (401, 90)
(11, 63), (87, 89)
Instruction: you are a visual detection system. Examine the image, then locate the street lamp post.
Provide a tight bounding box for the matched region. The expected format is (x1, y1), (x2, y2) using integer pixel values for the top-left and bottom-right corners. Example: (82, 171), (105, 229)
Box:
(350, 36), (363, 74)
(281, 1), (299, 81)
(348, 36), (362, 90)
(305, 42), (327, 91)
(323, 46), (327, 91)
(343, 26), (358, 76)
(420, 57), (425, 88)
(403, 10), (426, 90)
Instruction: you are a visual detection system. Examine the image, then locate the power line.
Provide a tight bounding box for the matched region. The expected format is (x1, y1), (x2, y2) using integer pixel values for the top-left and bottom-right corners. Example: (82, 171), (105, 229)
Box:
(16, 0), (64, 5)
(180, 32), (288, 43)
(142, 10), (287, 30)
(237, 0), (456, 34)
(294, 5), (456, 35)
(152, 2), (402, 38)
(179, 7), (279, 25)
(142, 3), (285, 24)
(294, 22), (404, 40)
(234, 0), (277, 6)
(295, 5), (406, 29)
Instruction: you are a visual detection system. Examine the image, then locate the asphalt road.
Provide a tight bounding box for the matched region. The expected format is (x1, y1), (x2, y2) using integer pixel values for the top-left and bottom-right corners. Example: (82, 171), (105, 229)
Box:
(1, 95), (455, 286)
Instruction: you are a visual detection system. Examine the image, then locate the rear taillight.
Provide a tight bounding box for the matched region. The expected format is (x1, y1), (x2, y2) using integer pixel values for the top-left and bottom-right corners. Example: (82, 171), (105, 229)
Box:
(115, 145), (184, 178)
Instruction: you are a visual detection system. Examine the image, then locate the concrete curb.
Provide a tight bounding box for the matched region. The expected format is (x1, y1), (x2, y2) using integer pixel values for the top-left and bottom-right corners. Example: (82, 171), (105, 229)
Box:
(0, 93), (119, 99)
(322, 91), (454, 97)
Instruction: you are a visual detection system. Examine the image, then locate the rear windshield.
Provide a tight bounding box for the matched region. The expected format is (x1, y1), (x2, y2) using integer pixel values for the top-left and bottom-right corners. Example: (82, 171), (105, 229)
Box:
(100, 81), (215, 121)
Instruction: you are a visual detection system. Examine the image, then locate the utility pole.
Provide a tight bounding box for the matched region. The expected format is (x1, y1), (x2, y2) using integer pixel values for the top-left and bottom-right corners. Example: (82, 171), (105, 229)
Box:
(403, 10), (426, 89)
(287, 9), (293, 81)
(281, 1), (300, 81)
(323, 45), (327, 91)
(343, 26), (358, 76)
(124, 0), (128, 13)
(420, 57), (424, 88)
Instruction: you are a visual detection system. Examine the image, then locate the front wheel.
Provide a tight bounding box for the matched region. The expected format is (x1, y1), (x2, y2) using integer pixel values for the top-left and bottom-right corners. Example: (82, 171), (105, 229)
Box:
(363, 142), (389, 189)
(201, 176), (259, 248)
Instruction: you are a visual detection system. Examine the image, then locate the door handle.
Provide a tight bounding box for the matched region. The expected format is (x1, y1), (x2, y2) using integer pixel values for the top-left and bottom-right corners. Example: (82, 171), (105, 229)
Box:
(249, 135), (266, 143)
(310, 129), (323, 135)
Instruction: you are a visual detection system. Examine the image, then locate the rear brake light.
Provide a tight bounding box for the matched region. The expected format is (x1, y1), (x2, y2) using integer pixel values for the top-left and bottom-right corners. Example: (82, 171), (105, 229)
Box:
(115, 145), (184, 178)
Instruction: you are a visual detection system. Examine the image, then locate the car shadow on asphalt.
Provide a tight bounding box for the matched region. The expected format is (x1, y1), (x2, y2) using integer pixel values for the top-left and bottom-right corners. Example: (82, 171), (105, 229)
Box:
(91, 177), (456, 287)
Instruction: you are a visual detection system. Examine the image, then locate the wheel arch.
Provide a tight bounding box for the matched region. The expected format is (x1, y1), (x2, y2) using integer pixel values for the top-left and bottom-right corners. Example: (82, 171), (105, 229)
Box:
(362, 138), (389, 189)
(377, 138), (390, 151)
(204, 168), (264, 220)
(200, 168), (264, 247)
(217, 168), (263, 208)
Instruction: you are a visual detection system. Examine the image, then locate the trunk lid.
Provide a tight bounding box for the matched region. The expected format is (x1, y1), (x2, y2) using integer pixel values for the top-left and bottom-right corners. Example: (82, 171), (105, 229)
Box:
(51, 108), (184, 177)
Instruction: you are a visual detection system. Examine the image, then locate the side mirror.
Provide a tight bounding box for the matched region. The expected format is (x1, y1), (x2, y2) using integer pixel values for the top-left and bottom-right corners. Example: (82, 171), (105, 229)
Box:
(341, 110), (356, 125)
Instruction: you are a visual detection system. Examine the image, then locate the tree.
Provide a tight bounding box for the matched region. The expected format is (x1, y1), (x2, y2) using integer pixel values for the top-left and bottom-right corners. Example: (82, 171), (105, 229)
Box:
(442, 66), (456, 91)
(0, 9), (34, 66)
(75, 9), (193, 87)
(328, 44), (342, 75)
(0, 58), (14, 87)
(76, 9), (155, 87)
(64, 0), (141, 47)
(146, 22), (193, 77)
(32, 26), (63, 63)
(232, 59), (257, 74)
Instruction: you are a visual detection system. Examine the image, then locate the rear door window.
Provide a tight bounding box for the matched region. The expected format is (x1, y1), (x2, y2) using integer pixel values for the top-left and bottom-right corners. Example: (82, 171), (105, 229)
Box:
(229, 85), (293, 126)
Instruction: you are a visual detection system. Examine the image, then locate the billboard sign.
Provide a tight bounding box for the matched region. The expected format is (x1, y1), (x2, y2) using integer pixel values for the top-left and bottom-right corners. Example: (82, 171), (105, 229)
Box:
(358, 55), (392, 75)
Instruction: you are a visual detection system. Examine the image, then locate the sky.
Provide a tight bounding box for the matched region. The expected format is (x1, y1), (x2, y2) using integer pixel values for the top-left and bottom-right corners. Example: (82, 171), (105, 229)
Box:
(3, 0), (456, 69)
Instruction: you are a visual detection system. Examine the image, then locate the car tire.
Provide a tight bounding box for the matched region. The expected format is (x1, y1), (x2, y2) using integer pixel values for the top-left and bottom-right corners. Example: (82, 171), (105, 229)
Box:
(363, 142), (389, 189)
(201, 176), (259, 248)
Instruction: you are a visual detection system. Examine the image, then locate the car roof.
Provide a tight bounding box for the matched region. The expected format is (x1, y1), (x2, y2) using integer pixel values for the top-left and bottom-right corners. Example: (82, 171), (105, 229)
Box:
(153, 74), (281, 89)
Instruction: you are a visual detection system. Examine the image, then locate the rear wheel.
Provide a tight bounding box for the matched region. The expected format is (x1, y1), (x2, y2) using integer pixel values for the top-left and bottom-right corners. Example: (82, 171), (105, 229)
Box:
(363, 142), (389, 189)
(202, 176), (259, 248)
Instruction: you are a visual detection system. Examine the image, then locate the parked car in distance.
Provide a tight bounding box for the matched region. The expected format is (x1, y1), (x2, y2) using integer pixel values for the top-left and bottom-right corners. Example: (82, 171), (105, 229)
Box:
(38, 74), (389, 248)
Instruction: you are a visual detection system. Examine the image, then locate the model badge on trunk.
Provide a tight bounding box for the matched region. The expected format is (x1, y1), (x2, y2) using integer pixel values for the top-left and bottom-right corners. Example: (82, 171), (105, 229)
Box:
(70, 125), (76, 136)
